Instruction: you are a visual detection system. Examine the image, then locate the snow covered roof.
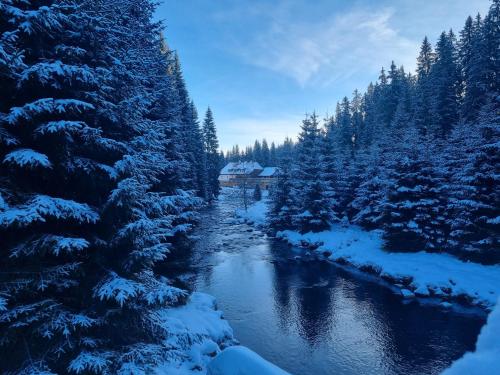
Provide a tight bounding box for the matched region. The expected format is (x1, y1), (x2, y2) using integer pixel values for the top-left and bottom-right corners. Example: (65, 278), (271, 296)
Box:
(220, 162), (263, 175)
(258, 167), (279, 177)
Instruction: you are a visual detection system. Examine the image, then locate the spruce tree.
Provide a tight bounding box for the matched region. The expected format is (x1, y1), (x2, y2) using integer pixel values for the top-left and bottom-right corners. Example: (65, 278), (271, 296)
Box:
(202, 107), (220, 200)
(350, 144), (387, 229)
(0, 1), (204, 372)
(290, 113), (330, 232)
(382, 128), (445, 251)
(414, 37), (435, 134)
(270, 142), (277, 165)
(269, 138), (295, 230)
(429, 31), (460, 137)
(0, 2), (115, 371)
(261, 139), (270, 166)
(446, 99), (499, 262)
(318, 116), (342, 223)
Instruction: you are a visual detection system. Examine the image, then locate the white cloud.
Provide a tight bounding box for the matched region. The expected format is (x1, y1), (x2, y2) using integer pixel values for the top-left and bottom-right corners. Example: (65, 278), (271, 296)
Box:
(229, 5), (419, 87)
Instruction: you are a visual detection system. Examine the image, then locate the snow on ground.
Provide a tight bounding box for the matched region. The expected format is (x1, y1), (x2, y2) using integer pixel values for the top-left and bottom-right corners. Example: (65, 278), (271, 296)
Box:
(277, 226), (500, 308)
(442, 298), (500, 374)
(234, 191), (269, 227)
(235, 199), (268, 226)
(154, 292), (235, 375)
(154, 289), (291, 375)
(207, 346), (291, 375)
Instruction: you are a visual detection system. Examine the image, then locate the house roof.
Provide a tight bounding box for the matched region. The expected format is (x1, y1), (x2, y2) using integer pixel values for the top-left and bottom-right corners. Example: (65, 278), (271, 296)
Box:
(258, 167), (279, 177)
(220, 161), (263, 175)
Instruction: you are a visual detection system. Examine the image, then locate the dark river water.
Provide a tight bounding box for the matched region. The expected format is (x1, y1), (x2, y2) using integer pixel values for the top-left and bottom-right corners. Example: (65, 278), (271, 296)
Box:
(165, 193), (486, 375)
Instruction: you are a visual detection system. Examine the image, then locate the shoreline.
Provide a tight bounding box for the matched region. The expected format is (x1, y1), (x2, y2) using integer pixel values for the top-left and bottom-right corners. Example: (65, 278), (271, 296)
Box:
(275, 226), (500, 311)
(233, 194), (499, 311)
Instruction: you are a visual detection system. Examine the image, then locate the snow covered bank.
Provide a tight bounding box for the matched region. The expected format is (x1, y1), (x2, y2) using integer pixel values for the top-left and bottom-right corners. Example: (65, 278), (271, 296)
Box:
(208, 346), (291, 375)
(277, 226), (500, 309)
(442, 299), (500, 374)
(235, 199), (268, 226)
(234, 190), (270, 227)
(154, 292), (291, 375)
(154, 292), (235, 375)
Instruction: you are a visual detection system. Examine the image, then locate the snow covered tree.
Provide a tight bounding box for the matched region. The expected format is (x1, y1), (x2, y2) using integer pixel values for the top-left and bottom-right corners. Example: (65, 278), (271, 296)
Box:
(317, 116), (342, 223)
(0, 1), (118, 371)
(350, 144), (388, 229)
(290, 113), (331, 232)
(350, 89), (364, 151)
(261, 139), (270, 166)
(270, 141), (277, 165)
(189, 102), (209, 199)
(269, 138), (295, 230)
(253, 139), (262, 164)
(429, 31), (460, 137)
(414, 36), (435, 134)
(445, 99), (499, 262)
(337, 97), (353, 151)
(203, 107), (220, 200)
(0, 1), (205, 373)
(382, 128), (446, 251)
(460, 15), (488, 123)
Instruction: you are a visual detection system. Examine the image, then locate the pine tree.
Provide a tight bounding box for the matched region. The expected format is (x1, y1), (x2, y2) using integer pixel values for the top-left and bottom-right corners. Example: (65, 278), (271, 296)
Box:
(0, 2), (115, 371)
(429, 31), (460, 137)
(337, 97), (353, 151)
(261, 139), (270, 166)
(290, 113), (330, 232)
(270, 142), (277, 165)
(318, 116), (342, 222)
(446, 98), (499, 262)
(351, 89), (364, 151)
(253, 139), (262, 165)
(360, 82), (377, 146)
(350, 144), (387, 229)
(0, 1), (204, 372)
(169, 53), (199, 191)
(382, 127), (445, 251)
(203, 107), (220, 200)
(189, 101), (208, 199)
(414, 37), (435, 134)
(269, 137), (295, 230)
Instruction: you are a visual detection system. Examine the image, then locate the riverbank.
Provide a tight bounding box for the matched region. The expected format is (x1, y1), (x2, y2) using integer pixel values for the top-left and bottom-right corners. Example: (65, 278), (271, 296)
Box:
(235, 196), (500, 310)
(153, 292), (235, 374)
(442, 297), (500, 375)
(153, 292), (291, 375)
(277, 227), (500, 309)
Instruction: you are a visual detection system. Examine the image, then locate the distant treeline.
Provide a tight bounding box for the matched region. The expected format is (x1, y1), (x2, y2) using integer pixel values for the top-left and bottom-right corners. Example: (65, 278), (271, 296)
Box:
(224, 138), (294, 167)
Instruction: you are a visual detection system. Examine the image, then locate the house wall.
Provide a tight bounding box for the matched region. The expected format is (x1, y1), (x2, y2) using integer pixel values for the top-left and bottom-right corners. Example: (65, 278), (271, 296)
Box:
(219, 176), (277, 190)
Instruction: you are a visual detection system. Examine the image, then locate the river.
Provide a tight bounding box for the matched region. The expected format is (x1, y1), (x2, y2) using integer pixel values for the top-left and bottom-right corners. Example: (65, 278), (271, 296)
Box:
(164, 191), (486, 375)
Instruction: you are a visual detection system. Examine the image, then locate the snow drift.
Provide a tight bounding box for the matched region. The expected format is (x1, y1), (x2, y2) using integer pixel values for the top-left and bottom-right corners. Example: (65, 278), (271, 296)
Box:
(207, 346), (291, 375)
(442, 299), (500, 375)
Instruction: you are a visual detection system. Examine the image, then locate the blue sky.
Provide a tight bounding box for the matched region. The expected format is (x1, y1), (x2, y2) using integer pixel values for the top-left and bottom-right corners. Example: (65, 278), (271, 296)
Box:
(155, 0), (491, 151)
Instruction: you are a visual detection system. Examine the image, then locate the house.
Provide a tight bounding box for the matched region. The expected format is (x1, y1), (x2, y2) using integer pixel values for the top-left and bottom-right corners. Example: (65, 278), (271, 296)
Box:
(219, 161), (280, 189)
(257, 167), (280, 190)
(219, 161), (263, 186)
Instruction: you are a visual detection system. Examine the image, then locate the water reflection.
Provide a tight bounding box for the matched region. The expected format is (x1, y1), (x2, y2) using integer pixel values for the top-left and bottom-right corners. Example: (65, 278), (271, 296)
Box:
(164, 198), (486, 375)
